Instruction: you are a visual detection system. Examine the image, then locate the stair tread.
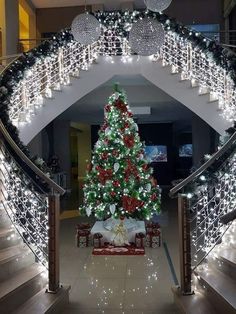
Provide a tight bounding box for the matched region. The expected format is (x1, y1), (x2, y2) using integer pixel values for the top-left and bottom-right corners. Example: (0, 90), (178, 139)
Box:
(196, 265), (236, 309)
(219, 248), (236, 266)
(15, 285), (70, 314)
(0, 263), (45, 299)
(172, 286), (217, 314)
(0, 244), (29, 264)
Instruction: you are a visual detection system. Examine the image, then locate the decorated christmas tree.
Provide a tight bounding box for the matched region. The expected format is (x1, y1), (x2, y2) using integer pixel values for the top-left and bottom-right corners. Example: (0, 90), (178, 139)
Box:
(80, 85), (161, 221)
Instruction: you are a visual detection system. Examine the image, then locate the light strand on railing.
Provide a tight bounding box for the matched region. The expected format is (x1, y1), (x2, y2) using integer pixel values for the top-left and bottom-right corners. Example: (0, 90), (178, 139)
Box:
(0, 146), (49, 268)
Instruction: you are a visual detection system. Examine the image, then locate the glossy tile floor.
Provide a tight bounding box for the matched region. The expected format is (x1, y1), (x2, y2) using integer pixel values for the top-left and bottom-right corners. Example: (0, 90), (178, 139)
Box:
(60, 195), (180, 314)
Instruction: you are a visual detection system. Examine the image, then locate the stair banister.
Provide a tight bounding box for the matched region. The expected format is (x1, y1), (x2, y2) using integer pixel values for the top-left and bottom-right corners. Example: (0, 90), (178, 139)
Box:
(169, 131), (236, 295)
(0, 120), (65, 293)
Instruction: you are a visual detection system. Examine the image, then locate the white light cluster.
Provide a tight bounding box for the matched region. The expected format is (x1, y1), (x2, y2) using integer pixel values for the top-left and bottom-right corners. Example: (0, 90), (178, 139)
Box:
(0, 145), (49, 268)
(189, 152), (236, 268)
(7, 12), (236, 126)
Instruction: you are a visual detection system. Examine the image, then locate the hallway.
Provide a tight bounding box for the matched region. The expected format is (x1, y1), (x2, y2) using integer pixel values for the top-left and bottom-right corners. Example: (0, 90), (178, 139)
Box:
(60, 194), (180, 314)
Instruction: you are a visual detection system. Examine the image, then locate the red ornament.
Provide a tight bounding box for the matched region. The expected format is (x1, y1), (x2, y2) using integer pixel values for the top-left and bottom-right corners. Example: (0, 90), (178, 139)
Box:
(110, 191), (116, 197)
(151, 193), (157, 201)
(122, 196), (143, 213)
(124, 122), (130, 129)
(125, 160), (138, 179)
(102, 152), (108, 160)
(124, 135), (134, 148)
(113, 180), (120, 187)
(105, 105), (111, 112)
(115, 99), (127, 113)
(142, 164), (148, 171)
(128, 111), (133, 117)
(112, 150), (118, 157)
(97, 167), (113, 184)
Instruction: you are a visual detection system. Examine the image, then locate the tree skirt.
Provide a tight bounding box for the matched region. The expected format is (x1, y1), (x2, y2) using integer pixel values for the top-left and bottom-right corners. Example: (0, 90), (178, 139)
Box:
(92, 243), (145, 255)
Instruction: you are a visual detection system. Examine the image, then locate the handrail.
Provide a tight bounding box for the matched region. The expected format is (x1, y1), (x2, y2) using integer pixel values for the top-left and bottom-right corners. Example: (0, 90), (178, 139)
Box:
(0, 120), (65, 195)
(169, 131), (236, 197)
(0, 53), (21, 61)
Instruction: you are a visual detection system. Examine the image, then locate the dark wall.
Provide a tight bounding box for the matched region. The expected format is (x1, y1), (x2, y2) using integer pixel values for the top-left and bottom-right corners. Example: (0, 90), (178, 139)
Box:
(36, 5), (91, 35)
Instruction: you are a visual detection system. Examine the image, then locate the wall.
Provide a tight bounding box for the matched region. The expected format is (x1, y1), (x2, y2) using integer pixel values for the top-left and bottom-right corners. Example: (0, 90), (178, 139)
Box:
(19, 0), (37, 50)
(36, 5), (91, 35)
(0, 0), (19, 56)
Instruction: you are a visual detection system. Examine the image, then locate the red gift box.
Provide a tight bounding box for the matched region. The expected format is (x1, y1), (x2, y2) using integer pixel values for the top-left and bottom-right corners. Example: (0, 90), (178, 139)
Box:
(76, 229), (90, 247)
(93, 233), (103, 248)
(135, 232), (146, 248)
(77, 223), (91, 231)
(146, 229), (161, 248)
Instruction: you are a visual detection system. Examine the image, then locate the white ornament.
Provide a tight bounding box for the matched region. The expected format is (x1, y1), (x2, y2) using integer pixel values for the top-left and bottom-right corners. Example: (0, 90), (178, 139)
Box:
(114, 163), (120, 172)
(105, 128), (111, 135)
(129, 17), (165, 56)
(110, 204), (116, 215)
(86, 207), (92, 217)
(146, 183), (152, 192)
(71, 13), (101, 45)
(139, 154), (144, 160)
(139, 187), (144, 193)
(144, 0), (172, 12)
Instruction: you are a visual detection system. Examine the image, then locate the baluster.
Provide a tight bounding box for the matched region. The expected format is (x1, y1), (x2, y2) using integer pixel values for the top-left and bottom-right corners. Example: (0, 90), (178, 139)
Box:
(178, 194), (193, 295)
(47, 192), (60, 293)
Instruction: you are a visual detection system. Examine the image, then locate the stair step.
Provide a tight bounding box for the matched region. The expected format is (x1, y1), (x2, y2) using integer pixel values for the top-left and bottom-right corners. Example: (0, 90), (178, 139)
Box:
(0, 263), (47, 314)
(0, 245), (34, 281)
(172, 286), (217, 314)
(0, 227), (21, 249)
(195, 265), (236, 314)
(216, 248), (236, 280)
(14, 285), (70, 314)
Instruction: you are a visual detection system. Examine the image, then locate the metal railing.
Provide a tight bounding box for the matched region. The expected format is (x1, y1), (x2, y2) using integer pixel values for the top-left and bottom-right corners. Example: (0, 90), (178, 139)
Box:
(0, 120), (65, 292)
(170, 131), (236, 294)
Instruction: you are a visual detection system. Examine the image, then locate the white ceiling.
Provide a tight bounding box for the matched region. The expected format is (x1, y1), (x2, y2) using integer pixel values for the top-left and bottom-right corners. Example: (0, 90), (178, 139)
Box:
(31, 0), (145, 9)
(58, 75), (194, 126)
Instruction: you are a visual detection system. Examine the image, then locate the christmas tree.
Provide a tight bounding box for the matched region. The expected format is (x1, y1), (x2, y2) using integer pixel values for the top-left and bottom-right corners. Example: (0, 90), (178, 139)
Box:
(80, 85), (161, 221)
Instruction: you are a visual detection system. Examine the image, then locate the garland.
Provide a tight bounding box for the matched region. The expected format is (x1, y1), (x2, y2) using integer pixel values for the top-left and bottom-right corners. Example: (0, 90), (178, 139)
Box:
(0, 10), (235, 192)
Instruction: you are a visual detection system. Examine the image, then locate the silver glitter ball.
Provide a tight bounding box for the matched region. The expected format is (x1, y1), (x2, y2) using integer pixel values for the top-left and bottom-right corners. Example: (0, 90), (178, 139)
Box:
(129, 17), (165, 56)
(144, 0), (172, 12)
(71, 13), (101, 45)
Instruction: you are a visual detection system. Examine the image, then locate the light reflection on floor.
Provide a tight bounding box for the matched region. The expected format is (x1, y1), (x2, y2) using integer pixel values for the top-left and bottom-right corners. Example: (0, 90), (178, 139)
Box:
(60, 197), (180, 314)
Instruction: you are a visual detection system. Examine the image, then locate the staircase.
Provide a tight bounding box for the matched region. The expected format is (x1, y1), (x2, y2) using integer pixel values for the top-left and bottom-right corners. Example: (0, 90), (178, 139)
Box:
(173, 222), (236, 313)
(0, 203), (70, 314)
(0, 203), (46, 313)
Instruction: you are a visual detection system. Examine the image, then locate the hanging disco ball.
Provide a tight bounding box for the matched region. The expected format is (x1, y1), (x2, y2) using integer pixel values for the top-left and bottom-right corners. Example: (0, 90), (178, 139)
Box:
(71, 13), (101, 45)
(144, 0), (172, 12)
(129, 17), (165, 56)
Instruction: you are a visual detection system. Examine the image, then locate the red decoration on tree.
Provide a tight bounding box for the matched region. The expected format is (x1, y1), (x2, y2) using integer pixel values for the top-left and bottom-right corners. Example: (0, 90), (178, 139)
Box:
(105, 104), (111, 112)
(124, 135), (134, 148)
(115, 99), (127, 113)
(113, 180), (120, 187)
(112, 150), (118, 157)
(122, 196), (143, 213)
(151, 193), (157, 201)
(97, 167), (113, 185)
(102, 152), (108, 160)
(125, 160), (138, 180)
(110, 191), (116, 197)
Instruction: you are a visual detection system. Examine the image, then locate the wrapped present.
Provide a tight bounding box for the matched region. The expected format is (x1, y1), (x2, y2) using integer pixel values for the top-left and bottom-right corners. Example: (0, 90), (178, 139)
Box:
(145, 222), (161, 233)
(93, 233), (103, 248)
(146, 222), (154, 233)
(135, 232), (146, 248)
(76, 229), (90, 247)
(77, 223), (91, 231)
(146, 229), (161, 248)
